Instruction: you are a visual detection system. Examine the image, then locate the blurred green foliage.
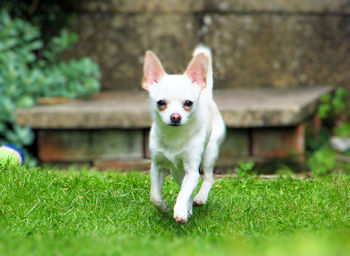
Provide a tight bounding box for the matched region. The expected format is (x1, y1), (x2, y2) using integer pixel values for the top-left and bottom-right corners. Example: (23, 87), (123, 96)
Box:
(317, 88), (348, 119)
(334, 123), (350, 137)
(234, 161), (255, 178)
(0, 10), (100, 159)
(307, 88), (350, 175)
(308, 147), (336, 176)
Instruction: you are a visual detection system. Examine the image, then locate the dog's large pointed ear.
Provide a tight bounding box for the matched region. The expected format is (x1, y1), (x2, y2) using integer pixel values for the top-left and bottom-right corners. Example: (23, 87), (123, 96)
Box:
(142, 51), (166, 90)
(185, 53), (208, 89)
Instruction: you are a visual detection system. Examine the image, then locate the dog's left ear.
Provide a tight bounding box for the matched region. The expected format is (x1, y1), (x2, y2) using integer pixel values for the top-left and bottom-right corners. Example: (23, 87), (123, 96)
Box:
(142, 51), (166, 90)
(185, 53), (208, 89)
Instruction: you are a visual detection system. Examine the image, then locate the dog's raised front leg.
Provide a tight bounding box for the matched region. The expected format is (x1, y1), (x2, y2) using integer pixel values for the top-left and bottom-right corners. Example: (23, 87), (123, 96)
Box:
(150, 162), (168, 213)
(173, 166), (200, 223)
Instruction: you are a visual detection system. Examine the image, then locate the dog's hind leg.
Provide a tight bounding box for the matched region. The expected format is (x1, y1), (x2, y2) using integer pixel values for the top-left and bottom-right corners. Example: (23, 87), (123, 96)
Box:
(150, 163), (169, 213)
(193, 144), (218, 206)
(194, 106), (225, 206)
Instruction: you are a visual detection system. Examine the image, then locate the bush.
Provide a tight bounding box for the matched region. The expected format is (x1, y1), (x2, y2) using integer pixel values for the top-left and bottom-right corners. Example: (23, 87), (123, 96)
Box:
(0, 10), (100, 159)
(234, 161), (255, 178)
(307, 88), (350, 175)
(307, 147), (336, 176)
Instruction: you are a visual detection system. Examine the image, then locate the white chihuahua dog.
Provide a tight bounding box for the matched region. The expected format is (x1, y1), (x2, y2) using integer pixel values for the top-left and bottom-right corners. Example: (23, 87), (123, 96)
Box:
(142, 46), (226, 223)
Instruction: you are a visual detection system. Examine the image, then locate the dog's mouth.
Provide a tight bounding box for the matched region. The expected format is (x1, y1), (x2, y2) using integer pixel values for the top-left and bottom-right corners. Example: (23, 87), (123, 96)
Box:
(169, 123), (181, 127)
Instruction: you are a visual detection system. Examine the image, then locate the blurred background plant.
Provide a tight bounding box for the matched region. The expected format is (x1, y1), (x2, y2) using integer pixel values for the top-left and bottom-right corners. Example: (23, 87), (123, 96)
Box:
(0, 1), (100, 164)
(234, 161), (255, 178)
(307, 88), (350, 175)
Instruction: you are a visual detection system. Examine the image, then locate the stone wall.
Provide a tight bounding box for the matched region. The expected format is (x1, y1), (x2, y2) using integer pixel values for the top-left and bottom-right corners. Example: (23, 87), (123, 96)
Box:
(65, 0), (350, 90)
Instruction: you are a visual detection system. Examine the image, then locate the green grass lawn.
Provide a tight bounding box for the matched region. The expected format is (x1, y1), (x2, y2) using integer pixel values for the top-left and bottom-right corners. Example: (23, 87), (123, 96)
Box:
(0, 165), (350, 256)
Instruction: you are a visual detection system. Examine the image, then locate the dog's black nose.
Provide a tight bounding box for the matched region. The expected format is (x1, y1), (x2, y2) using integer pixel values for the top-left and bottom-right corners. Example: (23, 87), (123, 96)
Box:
(170, 113), (182, 124)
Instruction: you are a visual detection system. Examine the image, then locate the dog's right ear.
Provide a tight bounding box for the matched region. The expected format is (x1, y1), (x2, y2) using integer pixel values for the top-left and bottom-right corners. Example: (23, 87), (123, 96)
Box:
(142, 51), (165, 90)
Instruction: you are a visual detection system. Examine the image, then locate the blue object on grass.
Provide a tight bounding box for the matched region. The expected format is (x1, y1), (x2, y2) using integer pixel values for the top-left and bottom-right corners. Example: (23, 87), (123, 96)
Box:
(4, 144), (25, 164)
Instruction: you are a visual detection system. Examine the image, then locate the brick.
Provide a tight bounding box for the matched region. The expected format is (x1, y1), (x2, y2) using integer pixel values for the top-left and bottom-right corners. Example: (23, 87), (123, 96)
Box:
(38, 130), (90, 162)
(90, 130), (143, 160)
(252, 124), (305, 158)
(143, 129), (150, 159)
(312, 115), (322, 133)
(94, 159), (151, 171)
(218, 129), (250, 162)
(38, 129), (143, 162)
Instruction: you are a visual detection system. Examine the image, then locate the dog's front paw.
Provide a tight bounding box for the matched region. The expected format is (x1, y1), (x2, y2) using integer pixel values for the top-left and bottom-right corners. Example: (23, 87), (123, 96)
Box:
(151, 199), (169, 213)
(193, 193), (208, 206)
(193, 197), (206, 206)
(193, 199), (205, 206)
(173, 206), (188, 224)
(174, 215), (187, 224)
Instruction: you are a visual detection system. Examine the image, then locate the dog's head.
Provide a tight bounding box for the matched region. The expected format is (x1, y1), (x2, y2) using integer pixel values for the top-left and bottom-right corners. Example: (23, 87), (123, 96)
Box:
(142, 50), (209, 127)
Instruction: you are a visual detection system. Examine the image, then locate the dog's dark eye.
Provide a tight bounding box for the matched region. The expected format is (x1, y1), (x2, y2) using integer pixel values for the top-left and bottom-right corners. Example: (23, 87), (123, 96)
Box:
(184, 100), (193, 107)
(157, 100), (166, 107)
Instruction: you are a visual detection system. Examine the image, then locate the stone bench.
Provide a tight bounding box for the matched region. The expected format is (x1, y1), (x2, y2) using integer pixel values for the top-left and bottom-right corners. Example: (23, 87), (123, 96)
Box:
(16, 86), (333, 171)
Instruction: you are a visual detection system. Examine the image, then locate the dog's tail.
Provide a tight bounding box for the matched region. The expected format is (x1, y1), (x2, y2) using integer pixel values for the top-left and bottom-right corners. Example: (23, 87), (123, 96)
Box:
(193, 45), (213, 98)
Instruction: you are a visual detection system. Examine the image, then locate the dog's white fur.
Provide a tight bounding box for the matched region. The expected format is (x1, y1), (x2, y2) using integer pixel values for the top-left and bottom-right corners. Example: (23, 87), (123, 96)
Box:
(142, 46), (226, 223)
